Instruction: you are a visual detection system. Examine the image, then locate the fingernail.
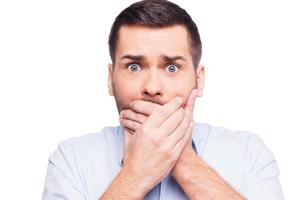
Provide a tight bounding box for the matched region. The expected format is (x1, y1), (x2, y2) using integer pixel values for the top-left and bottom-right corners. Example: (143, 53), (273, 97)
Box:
(175, 97), (183, 104)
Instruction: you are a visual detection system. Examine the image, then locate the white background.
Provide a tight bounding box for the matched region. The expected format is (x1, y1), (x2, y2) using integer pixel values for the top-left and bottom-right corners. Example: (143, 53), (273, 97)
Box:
(0, 0), (299, 199)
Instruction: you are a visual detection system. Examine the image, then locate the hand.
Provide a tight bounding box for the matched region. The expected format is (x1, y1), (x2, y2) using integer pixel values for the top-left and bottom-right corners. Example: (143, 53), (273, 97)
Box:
(120, 89), (198, 147)
(121, 96), (193, 195)
(120, 90), (198, 181)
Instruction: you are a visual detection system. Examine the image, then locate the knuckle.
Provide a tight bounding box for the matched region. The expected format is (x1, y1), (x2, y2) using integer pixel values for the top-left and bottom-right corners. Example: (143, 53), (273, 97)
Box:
(131, 104), (137, 111)
(145, 129), (160, 145)
(133, 122), (139, 130)
(122, 110), (128, 117)
(128, 110), (135, 118)
(127, 120), (133, 127)
(138, 113), (145, 120)
(130, 100), (136, 107)
(130, 101), (139, 111)
(151, 136), (161, 147)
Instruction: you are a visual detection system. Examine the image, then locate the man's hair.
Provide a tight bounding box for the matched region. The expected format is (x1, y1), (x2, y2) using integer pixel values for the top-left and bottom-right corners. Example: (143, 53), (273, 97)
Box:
(108, 0), (202, 68)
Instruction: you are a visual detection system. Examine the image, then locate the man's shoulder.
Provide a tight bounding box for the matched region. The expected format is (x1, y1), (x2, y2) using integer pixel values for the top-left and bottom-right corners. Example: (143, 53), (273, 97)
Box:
(195, 122), (265, 150)
(194, 122), (275, 167)
(51, 125), (121, 159)
(60, 125), (120, 145)
(193, 123), (282, 197)
(196, 122), (276, 170)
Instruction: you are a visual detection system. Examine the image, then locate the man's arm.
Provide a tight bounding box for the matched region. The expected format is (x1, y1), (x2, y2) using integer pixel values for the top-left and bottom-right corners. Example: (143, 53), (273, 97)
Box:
(100, 163), (150, 200)
(171, 146), (246, 200)
(101, 97), (193, 199)
(119, 89), (245, 199)
(43, 145), (86, 200)
(120, 91), (284, 199)
(170, 90), (246, 199)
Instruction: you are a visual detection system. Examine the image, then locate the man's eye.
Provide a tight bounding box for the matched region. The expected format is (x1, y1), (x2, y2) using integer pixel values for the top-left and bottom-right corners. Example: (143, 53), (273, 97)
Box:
(127, 63), (141, 72)
(166, 64), (179, 73)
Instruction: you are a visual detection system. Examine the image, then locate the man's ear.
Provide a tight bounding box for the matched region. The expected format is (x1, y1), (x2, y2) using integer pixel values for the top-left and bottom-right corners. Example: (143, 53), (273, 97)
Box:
(196, 64), (205, 97)
(108, 63), (114, 96)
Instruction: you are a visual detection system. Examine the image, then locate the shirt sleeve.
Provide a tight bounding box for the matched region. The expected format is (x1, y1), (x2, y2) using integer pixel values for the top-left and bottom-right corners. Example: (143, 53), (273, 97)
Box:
(240, 134), (284, 200)
(42, 144), (86, 200)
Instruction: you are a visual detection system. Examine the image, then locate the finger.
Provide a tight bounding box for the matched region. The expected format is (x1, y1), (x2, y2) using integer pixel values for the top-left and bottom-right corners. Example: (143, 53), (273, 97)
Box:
(165, 111), (192, 147)
(130, 100), (161, 116)
(120, 109), (147, 124)
(184, 89), (198, 117)
(145, 97), (183, 128)
(158, 107), (185, 138)
(143, 97), (182, 128)
(173, 121), (193, 155)
(124, 126), (135, 135)
(119, 117), (142, 132)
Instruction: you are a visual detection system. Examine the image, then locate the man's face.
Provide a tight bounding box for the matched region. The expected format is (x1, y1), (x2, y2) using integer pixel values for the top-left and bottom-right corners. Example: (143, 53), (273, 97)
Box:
(108, 25), (204, 113)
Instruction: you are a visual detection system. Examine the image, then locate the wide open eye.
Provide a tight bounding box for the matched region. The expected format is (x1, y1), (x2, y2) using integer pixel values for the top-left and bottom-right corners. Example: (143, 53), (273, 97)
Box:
(127, 63), (141, 72)
(165, 64), (179, 73)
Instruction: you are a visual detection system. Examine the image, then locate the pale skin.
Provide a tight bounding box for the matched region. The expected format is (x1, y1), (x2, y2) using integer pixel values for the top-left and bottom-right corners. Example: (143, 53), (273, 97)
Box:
(118, 92), (246, 200)
(100, 25), (246, 199)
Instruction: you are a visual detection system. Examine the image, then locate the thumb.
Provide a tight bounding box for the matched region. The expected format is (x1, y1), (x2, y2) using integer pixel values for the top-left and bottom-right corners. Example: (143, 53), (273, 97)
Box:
(184, 89), (198, 117)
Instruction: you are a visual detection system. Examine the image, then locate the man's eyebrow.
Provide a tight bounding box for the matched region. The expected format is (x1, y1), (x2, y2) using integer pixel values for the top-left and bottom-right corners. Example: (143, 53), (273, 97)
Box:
(121, 54), (145, 61)
(161, 54), (187, 62)
(120, 54), (187, 63)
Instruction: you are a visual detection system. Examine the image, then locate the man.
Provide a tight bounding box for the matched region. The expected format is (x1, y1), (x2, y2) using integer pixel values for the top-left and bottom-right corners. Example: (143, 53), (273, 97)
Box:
(43, 0), (284, 199)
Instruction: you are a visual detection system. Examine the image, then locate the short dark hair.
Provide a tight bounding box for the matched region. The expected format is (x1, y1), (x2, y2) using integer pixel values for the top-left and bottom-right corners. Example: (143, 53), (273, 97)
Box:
(108, 0), (202, 68)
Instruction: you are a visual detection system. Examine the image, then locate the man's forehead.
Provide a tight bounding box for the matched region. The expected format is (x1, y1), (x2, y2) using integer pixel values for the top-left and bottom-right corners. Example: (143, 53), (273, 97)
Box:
(117, 25), (189, 46)
(116, 25), (192, 62)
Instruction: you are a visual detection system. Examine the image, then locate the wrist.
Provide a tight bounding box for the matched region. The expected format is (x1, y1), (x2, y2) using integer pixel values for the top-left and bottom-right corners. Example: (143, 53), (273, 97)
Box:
(121, 165), (150, 199)
(102, 165), (149, 200)
(171, 146), (197, 177)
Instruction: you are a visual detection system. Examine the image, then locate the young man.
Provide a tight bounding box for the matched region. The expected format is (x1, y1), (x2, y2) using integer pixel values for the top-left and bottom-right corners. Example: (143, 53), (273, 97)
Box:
(43, 1), (284, 199)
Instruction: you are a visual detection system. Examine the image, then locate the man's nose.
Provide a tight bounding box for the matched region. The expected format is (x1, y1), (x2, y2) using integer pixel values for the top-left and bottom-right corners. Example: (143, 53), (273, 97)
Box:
(142, 69), (163, 98)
